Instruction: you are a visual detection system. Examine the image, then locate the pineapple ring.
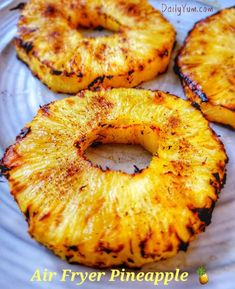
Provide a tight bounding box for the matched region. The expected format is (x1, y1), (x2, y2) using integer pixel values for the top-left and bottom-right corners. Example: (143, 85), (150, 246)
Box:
(15, 0), (175, 93)
(1, 88), (227, 268)
(175, 7), (235, 129)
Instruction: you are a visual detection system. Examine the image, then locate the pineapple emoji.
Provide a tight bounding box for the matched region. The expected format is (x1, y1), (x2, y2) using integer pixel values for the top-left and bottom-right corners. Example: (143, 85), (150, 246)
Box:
(197, 266), (209, 285)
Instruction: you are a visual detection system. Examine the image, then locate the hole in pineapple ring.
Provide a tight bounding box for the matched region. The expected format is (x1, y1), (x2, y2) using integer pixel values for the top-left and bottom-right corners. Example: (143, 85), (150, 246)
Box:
(79, 124), (160, 174)
(85, 144), (152, 174)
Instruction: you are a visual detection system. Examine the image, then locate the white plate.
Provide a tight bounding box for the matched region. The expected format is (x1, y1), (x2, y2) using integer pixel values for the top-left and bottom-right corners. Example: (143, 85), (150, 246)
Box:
(0, 1), (235, 288)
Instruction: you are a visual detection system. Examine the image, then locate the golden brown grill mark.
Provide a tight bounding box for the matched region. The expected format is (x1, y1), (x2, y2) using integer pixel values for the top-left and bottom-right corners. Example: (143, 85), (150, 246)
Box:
(96, 241), (124, 254)
(44, 4), (57, 17)
(168, 116), (180, 129)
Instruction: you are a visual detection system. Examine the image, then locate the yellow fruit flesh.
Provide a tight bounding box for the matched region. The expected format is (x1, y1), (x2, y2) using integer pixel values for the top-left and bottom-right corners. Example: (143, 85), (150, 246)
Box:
(1, 88), (227, 268)
(175, 7), (235, 129)
(16, 0), (175, 93)
(183, 80), (235, 128)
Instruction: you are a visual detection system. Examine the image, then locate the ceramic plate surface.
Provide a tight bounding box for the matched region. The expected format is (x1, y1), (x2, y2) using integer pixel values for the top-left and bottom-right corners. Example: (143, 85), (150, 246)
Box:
(0, 1), (235, 288)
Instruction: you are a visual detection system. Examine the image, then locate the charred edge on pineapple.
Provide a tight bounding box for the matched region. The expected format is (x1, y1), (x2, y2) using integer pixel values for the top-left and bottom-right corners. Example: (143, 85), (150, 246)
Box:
(87, 74), (118, 90)
(178, 241), (189, 252)
(65, 255), (74, 262)
(0, 146), (14, 178)
(67, 245), (85, 258)
(15, 38), (33, 54)
(0, 127), (31, 179)
(24, 206), (30, 221)
(221, 172), (227, 189)
(211, 129), (229, 165)
(16, 53), (76, 94)
(40, 103), (51, 116)
(10, 2), (26, 11)
(212, 172), (220, 183)
(88, 76), (105, 90)
(173, 63), (208, 102)
(74, 141), (81, 149)
(191, 201), (215, 226)
(139, 230), (157, 259)
(175, 232), (189, 252)
(208, 132), (228, 190)
(173, 7), (235, 104)
(16, 127), (31, 141)
(0, 164), (10, 178)
(110, 262), (141, 270)
(191, 101), (201, 111)
(158, 49), (168, 58)
(186, 225), (195, 236)
(24, 206), (38, 221)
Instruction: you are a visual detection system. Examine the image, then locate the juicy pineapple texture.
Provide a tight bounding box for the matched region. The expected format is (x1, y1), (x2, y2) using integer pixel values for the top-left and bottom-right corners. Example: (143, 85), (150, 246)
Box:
(15, 0), (175, 93)
(175, 7), (235, 129)
(1, 88), (227, 268)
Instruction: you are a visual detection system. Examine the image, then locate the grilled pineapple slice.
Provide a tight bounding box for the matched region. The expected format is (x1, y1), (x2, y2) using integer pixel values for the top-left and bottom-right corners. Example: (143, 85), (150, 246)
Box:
(15, 0), (175, 93)
(175, 7), (235, 129)
(1, 88), (227, 268)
